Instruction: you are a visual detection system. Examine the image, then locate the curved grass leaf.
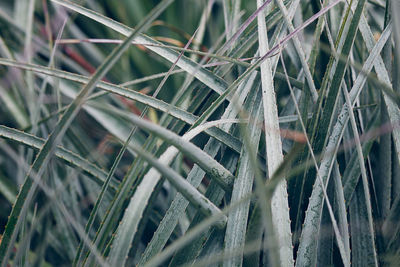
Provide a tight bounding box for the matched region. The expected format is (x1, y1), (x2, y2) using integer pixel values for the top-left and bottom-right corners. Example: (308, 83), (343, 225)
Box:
(107, 119), (234, 266)
(0, 125), (115, 190)
(143, 149), (298, 267)
(51, 0), (229, 96)
(120, 112), (235, 190)
(0, 58), (242, 154)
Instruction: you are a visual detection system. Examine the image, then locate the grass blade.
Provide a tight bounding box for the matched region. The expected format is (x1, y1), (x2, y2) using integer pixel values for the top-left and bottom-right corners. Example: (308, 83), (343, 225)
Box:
(256, 1), (293, 265)
(222, 85), (263, 267)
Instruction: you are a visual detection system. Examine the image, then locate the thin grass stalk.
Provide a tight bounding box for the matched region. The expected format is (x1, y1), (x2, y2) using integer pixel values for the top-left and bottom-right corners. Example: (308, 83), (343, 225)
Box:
(342, 73), (378, 266)
(273, 0), (318, 101)
(377, 0), (393, 220)
(165, 58), (266, 267)
(332, 161), (351, 261)
(23, 0), (35, 121)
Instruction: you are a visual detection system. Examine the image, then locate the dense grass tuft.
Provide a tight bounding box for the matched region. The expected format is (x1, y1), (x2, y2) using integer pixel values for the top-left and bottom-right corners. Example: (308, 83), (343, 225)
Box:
(0, 0), (399, 266)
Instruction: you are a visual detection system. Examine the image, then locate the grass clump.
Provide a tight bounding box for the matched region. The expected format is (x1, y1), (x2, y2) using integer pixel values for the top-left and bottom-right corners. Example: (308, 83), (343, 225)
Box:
(0, 0), (399, 266)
